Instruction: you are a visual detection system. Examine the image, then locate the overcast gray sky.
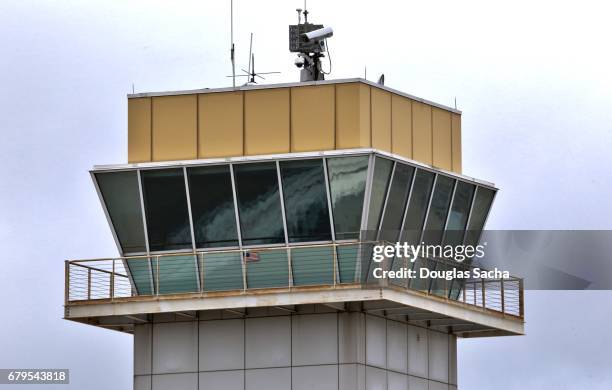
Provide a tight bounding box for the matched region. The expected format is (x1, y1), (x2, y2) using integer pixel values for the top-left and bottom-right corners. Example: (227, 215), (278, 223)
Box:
(1, 0), (611, 389)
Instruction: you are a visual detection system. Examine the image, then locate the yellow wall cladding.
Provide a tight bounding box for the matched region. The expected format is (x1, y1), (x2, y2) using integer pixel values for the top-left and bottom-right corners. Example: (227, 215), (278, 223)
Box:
(244, 88), (290, 155)
(291, 85), (335, 152)
(199, 92), (243, 158)
(128, 81), (462, 173)
(152, 95), (197, 161)
(127, 98), (151, 163)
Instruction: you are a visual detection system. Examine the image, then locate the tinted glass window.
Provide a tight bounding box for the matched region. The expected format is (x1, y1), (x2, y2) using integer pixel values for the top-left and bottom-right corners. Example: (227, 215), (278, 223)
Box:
(141, 169), (192, 252)
(444, 181), (475, 245)
(280, 159), (331, 243)
(401, 169), (435, 245)
(234, 162), (285, 245)
(95, 171), (146, 254)
(366, 157), (394, 232)
(423, 175), (455, 245)
(380, 163), (415, 241)
(326, 156), (369, 240)
(465, 187), (495, 246)
(187, 165), (239, 248)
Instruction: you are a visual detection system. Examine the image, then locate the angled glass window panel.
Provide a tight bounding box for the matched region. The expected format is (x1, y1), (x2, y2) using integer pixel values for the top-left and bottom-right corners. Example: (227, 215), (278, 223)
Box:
(234, 162), (285, 246)
(380, 163), (415, 242)
(141, 169), (192, 252)
(95, 171), (146, 254)
(423, 175), (455, 245)
(401, 169), (435, 245)
(444, 181), (475, 246)
(366, 157), (394, 232)
(280, 159), (331, 243)
(465, 187), (496, 247)
(187, 165), (239, 248)
(326, 156), (369, 240)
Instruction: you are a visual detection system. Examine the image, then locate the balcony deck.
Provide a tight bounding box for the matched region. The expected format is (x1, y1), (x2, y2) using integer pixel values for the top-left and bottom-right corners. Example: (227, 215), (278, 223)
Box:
(64, 242), (524, 337)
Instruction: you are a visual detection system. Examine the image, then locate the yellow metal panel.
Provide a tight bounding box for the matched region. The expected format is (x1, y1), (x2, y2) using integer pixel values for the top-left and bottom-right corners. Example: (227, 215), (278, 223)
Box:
(244, 88), (290, 155)
(128, 98), (151, 163)
(335, 83), (371, 149)
(371, 88), (392, 152)
(451, 113), (462, 173)
(152, 95), (197, 161)
(391, 94), (412, 159)
(199, 91), (243, 158)
(290, 85), (335, 152)
(432, 108), (452, 171)
(412, 101), (433, 165)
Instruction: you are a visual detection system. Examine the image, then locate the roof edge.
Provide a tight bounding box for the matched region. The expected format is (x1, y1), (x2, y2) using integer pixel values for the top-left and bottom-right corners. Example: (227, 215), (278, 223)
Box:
(127, 78), (462, 115)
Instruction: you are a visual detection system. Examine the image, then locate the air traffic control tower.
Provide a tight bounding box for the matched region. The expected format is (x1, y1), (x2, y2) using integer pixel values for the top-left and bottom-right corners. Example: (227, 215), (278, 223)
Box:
(64, 14), (524, 390)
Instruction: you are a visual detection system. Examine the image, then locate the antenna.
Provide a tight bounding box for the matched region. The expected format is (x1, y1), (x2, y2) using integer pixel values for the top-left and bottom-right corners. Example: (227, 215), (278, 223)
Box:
(227, 33), (280, 85)
(230, 0), (236, 88)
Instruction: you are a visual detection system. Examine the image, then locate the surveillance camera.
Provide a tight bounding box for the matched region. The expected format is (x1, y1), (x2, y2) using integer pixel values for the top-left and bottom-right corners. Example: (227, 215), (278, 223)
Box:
(301, 26), (333, 42)
(294, 56), (305, 68)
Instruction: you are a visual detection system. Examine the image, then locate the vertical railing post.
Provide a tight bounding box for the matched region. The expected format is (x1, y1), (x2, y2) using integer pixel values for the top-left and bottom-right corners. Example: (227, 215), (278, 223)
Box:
(287, 247), (293, 288)
(156, 255), (160, 296)
(481, 277), (486, 309)
(87, 268), (91, 300)
(500, 278), (505, 314)
(110, 259), (115, 300)
(332, 244), (338, 286)
(200, 253), (205, 294)
(242, 250), (247, 292)
(519, 278), (524, 318)
(64, 261), (70, 305)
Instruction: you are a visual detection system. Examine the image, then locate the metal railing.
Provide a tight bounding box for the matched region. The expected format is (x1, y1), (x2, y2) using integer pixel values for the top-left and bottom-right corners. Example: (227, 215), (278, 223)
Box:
(65, 242), (524, 319)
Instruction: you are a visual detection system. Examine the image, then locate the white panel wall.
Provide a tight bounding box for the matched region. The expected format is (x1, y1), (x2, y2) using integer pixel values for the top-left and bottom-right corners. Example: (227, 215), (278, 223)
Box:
(200, 319), (244, 371)
(134, 313), (458, 390)
(428, 330), (449, 383)
(152, 321), (198, 374)
(407, 325), (428, 378)
(245, 316), (291, 368)
(292, 313), (337, 365)
(365, 315), (387, 368)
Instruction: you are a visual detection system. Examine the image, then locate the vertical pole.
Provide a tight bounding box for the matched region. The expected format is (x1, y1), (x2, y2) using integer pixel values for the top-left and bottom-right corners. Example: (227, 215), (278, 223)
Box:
(64, 261), (70, 305)
(156, 255), (160, 296)
(111, 259), (115, 300)
(332, 244), (338, 286)
(481, 277), (486, 309)
(87, 268), (91, 300)
(519, 279), (525, 318)
(500, 279), (505, 314)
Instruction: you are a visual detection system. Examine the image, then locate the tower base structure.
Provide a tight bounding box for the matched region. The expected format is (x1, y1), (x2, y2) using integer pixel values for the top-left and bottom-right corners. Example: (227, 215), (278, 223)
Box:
(133, 304), (457, 390)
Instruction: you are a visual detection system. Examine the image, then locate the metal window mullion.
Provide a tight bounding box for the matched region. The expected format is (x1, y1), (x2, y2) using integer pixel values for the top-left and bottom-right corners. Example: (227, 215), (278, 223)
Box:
(323, 158), (339, 283)
(418, 173), (438, 244)
(397, 168), (418, 242)
(360, 154), (376, 237)
(461, 186), (479, 245)
(440, 179), (458, 245)
(322, 157), (336, 242)
(276, 161), (292, 287)
(276, 161), (290, 245)
(376, 162), (396, 242)
(182, 166), (201, 292)
(137, 169), (155, 295)
(229, 163), (246, 291)
(356, 153), (376, 281)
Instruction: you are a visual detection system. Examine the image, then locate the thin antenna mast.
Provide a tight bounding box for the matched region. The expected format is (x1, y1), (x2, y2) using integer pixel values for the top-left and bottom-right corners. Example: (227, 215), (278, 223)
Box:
(230, 0), (236, 88)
